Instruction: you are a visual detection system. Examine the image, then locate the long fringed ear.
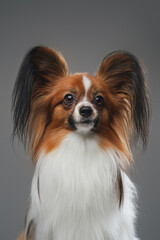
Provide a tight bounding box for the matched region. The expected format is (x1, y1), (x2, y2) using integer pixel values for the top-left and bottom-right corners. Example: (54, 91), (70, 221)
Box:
(96, 51), (150, 147)
(12, 46), (69, 145)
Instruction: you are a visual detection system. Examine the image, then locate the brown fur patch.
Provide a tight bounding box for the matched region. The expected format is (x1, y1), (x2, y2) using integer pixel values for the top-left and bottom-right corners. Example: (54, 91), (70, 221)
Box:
(117, 169), (124, 207)
(17, 232), (25, 240)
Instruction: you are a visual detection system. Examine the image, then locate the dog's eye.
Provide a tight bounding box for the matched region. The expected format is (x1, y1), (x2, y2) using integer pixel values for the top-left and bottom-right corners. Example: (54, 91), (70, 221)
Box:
(64, 94), (74, 105)
(94, 95), (104, 107)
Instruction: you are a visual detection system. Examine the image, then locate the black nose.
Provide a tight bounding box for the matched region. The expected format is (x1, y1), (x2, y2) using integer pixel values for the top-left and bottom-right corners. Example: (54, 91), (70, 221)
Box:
(79, 106), (93, 118)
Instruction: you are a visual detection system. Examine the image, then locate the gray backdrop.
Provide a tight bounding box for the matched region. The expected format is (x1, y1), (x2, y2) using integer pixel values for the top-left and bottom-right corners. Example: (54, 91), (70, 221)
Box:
(0, 1), (160, 239)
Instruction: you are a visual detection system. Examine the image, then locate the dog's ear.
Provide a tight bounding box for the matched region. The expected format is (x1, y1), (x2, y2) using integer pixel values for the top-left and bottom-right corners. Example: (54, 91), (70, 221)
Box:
(12, 46), (69, 143)
(96, 51), (150, 146)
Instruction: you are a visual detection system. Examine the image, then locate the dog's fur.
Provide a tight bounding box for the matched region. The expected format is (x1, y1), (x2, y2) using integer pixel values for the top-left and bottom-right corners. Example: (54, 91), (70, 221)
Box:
(13, 46), (150, 240)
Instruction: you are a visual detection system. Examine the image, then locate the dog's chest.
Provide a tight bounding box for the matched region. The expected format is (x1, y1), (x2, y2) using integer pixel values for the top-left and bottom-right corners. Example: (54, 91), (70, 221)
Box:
(28, 133), (120, 240)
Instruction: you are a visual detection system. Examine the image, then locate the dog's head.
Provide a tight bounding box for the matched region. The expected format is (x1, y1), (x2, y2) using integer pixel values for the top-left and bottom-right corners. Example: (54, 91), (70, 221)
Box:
(12, 46), (150, 165)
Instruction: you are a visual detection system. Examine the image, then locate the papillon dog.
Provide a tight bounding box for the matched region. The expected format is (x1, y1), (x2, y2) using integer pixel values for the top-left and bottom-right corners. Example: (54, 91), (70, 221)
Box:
(13, 46), (150, 240)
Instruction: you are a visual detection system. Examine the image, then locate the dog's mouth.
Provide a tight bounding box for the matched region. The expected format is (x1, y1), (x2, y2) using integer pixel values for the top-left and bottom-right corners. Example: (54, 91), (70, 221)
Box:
(68, 115), (99, 132)
(78, 119), (92, 124)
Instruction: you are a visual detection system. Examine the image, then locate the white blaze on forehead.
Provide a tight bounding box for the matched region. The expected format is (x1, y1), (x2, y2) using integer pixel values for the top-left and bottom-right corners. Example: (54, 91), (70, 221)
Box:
(72, 75), (98, 130)
(82, 75), (91, 98)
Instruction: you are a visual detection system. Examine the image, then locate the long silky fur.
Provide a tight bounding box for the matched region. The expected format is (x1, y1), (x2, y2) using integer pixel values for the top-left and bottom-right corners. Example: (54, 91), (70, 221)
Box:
(12, 46), (69, 148)
(96, 50), (151, 147)
(13, 47), (150, 240)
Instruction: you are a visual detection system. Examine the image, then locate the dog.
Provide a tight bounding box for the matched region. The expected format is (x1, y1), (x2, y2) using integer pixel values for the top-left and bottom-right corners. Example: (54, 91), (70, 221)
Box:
(13, 46), (150, 240)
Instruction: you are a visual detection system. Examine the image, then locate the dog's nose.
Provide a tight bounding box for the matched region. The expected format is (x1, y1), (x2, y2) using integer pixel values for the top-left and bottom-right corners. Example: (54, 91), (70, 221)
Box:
(79, 106), (93, 118)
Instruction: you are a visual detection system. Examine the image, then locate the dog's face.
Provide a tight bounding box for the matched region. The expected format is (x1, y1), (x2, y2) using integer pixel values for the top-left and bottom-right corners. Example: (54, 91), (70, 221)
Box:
(48, 73), (110, 134)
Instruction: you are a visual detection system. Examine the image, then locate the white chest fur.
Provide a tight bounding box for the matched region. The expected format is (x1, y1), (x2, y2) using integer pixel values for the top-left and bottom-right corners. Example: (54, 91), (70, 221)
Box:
(25, 132), (138, 240)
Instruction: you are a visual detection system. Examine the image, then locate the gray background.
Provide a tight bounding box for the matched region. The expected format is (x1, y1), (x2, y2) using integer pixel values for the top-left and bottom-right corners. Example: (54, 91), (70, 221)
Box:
(0, 0), (160, 239)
